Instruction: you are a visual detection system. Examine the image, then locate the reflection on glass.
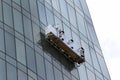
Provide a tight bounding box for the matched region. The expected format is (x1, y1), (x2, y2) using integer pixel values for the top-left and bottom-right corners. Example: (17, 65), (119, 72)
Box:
(7, 63), (17, 80)
(90, 47), (101, 72)
(16, 39), (26, 65)
(0, 59), (6, 80)
(33, 23), (40, 44)
(21, 0), (30, 11)
(23, 16), (33, 41)
(13, 9), (23, 34)
(45, 60), (54, 80)
(13, 0), (20, 5)
(52, 0), (60, 12)
(81, 40), (92, 64)
(18, 70), (27, 80)
(36, 53), (45, 79)
(38, 2), (47, 25)
(59, 0), (68, 20)
(78, 65), (87, 80)
(5, 32), (15, 58)
(97, 54), (111, 80)
(29, 0), (38, 18)
(0, 29), (4, 52)
(54, 67), (63, 80)
(67, 4), (77, 28)
(3, 3), (13, 27)
(0, 0), (2, 21)
(26, 45), (36, 72)
(46, 8), (54, 25)
(76, 13), (86, 36)
(87, 69), (95, 80)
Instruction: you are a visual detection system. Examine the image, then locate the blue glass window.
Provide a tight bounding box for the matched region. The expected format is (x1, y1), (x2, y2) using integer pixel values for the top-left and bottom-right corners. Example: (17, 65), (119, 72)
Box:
(26, 45), (36, 72)
(7, 63), (17, 80)
(0, 29), (4, 52)
(0, 59), (6, 80)
(16, 39), (26, 65)
(36, 53), (45, 79)
(13, 9), (23, 34)
(0, 0), (2, 21)
(3, 3), (13, 27)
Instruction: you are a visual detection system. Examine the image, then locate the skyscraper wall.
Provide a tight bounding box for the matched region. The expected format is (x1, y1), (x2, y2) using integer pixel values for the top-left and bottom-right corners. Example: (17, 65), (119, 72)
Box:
(0, 0), (111, 80)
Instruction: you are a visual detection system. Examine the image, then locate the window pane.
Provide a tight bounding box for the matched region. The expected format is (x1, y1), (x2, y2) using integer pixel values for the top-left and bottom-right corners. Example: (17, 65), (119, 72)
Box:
(63, 75), (69, 80)
(54, 16), (63, 30)
(5, 32), (16, 58)
(59, 0), (68, 20)
(16, 39), (26, 65)
(21, 0), (30, 11)
(38, 2), (47, 25)
(45, 60), (54, 80)
(76, 13), (86, 36)
(3, 3), (13, 27)
(71, 68), (79, 79)
(78, 65), (87, 80)
(18, 70), (27, 80)
(13, 0), (20, 5)
(80, 0), (90, 17)
(0, 59), (6, 80)
(0, 29), (4, 52)
(72, 32), (81, 55)
(29, 0), (38, 18)
(63, 24), (71, 41)
(90, 48), (101, 72)
(0, 0), (2, 21)
(81, 40), (92, 64)
(13, 9), (23, 34)
(46, 8), (54, 25)
(23, 16), (33, 41)
(36, 53), (45, 79)
(74, 0), (82, 10)
(97, 54), (111, 80)
(28, 69), (37, 80)
(28, 77), (34, 80)
(67, 4), (77, 28)
(54, 67), (63, 80)
(3, 0), (11, 5)
(26, 45), (36, 72)
(87, 22), (100, 47)
(7, 63), (17, 80)
(52, 0), (60, 12)
(33, 23), (40, 44)
(87, 69), (95, 80)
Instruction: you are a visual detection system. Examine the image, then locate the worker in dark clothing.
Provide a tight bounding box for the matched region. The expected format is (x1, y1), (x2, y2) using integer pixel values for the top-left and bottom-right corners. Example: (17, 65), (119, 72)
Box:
(80, 47), (84, 58)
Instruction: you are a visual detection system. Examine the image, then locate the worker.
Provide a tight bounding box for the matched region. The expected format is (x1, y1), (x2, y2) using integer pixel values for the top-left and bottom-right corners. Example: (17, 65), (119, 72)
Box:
(80, 47), (84, 58)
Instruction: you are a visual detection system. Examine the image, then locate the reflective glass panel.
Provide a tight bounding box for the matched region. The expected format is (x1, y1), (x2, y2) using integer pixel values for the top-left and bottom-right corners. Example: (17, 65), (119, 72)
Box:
(3, 3), (13, 27)
(36, 53), (45, 79)
(23, 16), (33, 41)
(54, 67), (63, 80)
(18, 70), (27, 80)
(0, 29), (4, 52)
(13, 9), (23, 34)
(0, 0), (2, 21)
(21, 0), (30, 11)
(7, 63), (17, 80)
(5, 32), (15, 58)
(67, 4), (77, 28)
(0, 59), (6, 80)
(45, 60), (54, 80)
(26, 45), (36, 72)
(16, 39), (26, 65)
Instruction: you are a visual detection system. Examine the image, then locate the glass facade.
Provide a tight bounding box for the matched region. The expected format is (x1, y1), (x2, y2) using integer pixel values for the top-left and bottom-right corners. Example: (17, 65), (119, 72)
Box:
(0, 0), (111, 80)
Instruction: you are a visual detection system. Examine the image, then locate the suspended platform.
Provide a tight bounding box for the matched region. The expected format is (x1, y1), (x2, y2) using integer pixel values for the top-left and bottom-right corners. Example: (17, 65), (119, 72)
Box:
(46, 32), (85, 64)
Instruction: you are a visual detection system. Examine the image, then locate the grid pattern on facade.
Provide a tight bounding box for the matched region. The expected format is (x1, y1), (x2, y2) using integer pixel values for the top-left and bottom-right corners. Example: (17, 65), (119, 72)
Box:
(0, 0), (110, 80)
